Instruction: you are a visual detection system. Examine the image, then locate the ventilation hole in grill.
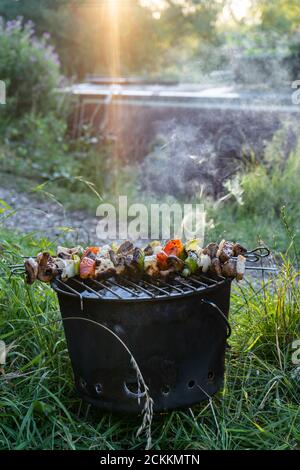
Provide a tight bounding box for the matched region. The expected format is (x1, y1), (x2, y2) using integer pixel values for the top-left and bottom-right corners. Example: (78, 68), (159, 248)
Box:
(124, 380), (146, 399)
(207, 371), (215, 382)
(161, 385), (170, 396)
(95, 383), (103, 395)
(188, 380), (196, 389)
(79, 377), (87, 390)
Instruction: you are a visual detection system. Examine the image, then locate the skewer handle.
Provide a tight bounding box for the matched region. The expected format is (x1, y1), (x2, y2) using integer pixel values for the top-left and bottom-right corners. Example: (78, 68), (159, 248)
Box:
(244, 246), (270, 263)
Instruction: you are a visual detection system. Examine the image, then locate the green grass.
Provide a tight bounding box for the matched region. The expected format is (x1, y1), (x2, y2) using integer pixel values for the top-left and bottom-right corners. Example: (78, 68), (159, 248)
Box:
(0, 229), (300, 450)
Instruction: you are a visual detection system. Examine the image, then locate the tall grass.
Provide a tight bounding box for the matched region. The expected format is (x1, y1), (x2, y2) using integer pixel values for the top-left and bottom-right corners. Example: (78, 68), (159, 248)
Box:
(208, 133), (300, 256)
(0, 229), (299, 450)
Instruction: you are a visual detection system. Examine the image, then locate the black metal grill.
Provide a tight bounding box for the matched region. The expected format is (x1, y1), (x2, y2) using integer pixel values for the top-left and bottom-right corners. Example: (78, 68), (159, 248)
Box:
(5, 245), (273, 413)
(50, 272), (232, 412)
(52, 273), (227, 302)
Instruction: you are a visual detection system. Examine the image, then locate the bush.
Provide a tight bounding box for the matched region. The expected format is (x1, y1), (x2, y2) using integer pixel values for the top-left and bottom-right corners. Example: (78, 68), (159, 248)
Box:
(1, 112), (72, 180)
(209, 129), (300, 254)
(227, 31), (291, 87)
(0, 17), (61, 118)
(240, 134), (300, 221)
(0, 114), (134, 211)
(285, 35), (300, 80)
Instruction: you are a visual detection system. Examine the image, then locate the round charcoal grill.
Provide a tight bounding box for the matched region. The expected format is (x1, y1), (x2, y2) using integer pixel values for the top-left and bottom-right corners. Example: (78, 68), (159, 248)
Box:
(52, 273), (233, 412)
(6, 246), (271, 413)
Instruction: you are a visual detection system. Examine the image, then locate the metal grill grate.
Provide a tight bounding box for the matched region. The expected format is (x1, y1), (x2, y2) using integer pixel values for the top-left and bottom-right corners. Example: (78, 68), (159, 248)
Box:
(6, 246), (272, 303)
(52, 273), (228, 302)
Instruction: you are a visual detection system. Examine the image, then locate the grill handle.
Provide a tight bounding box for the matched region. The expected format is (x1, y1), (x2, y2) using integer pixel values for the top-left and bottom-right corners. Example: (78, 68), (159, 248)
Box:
(200, 299), (231, 339)
(244, 246), (270, 263)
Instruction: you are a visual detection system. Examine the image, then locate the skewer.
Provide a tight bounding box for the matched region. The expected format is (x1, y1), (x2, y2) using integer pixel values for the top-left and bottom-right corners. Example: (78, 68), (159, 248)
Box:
(245, 266), (279, 272)
(4, 245), (275, 282)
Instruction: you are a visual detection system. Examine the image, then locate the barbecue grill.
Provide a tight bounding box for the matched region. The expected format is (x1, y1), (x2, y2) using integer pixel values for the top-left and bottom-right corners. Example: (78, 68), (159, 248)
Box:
(8, 246), (271, 413)
(52, 273), (231, 412)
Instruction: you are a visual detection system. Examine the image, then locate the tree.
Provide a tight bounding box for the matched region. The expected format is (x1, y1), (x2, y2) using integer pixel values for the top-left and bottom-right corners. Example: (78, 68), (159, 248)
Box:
(0, 0), (223, 78)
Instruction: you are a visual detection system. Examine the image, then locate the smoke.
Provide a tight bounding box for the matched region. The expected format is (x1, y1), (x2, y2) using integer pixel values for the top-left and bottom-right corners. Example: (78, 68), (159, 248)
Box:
(138, 109), (298, 201)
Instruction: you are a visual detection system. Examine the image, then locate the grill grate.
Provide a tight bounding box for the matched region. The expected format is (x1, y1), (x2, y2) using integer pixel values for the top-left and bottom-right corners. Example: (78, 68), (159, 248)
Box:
(52, 273), (228, 302)
(5, 246), (272, 302)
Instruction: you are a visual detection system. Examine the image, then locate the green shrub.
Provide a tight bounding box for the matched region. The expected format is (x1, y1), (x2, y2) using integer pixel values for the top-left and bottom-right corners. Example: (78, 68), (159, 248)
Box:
(208, 129), (300, 254)
(0, 114), (135, 212)
(1, 112), (72, 180)
(240, 140), (300, 219)
(0, 17), (61, 118)
(226, 31), (291, 86)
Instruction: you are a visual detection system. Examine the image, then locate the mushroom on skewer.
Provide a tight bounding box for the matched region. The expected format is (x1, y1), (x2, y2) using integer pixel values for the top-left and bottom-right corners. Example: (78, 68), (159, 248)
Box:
(36, 252), (60, 283)
(210, 257), (222, 276)
(24, 258), (39, 285)
(221, 254), (246, 280)
(203, 242), (219, 259)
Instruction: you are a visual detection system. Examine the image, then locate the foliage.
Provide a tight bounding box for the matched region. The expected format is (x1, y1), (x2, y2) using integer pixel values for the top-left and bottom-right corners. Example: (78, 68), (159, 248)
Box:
(225, 30), (291, 86)
(0, 17), (61, 118)
(0, 114), (140, 212)
(209, 130), (300, 255)
(0, 0), (223, 79)
(286, 35), (300, 80)
(1, 113), (70, 179)
(257, 0), (300, 34)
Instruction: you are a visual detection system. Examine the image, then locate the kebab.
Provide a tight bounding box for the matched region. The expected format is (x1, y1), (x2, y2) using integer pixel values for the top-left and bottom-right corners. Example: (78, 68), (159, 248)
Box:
(24, 239), (247, 284)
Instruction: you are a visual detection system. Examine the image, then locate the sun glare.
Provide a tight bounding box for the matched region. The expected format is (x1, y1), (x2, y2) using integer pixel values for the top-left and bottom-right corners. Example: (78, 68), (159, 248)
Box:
(107, 0), (120, 77)
(219, 0), (253, 25)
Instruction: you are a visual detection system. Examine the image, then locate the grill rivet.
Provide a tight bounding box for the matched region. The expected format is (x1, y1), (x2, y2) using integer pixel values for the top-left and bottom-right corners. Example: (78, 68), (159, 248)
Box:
(188, 380), (195, 389)
(95, 383), (103, 395)
(207, 371), (215, 381)
(161, 385), (170, 395)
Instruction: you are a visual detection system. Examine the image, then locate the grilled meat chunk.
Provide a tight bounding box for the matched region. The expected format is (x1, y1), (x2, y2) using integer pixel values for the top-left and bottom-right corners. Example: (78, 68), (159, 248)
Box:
(36, 252), (59, 283)
(117, 241), (134, 255)
(57, 246), (83, 260)
(236, 255), (246, 281)
(217, 240), (234, 263)
(80, 256), (96, 279)
(24, 258), (39, 284)
(203, 242), (218, 259)
(233, 243), (247, 257)
(221, 259), (236, 278)
(210, 257), (222, 276)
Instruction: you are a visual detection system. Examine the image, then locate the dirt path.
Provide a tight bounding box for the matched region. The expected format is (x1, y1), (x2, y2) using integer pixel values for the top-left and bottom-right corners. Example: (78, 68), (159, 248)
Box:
(0, 186), (101, 245)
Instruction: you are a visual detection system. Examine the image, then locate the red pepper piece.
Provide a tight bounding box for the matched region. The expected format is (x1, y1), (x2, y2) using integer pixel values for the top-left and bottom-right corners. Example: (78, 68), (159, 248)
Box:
(83, 246), (100, 258)
(156, 250), (168, 269)
(164, 239), (184, 257)
(80, 256), (96, 279)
